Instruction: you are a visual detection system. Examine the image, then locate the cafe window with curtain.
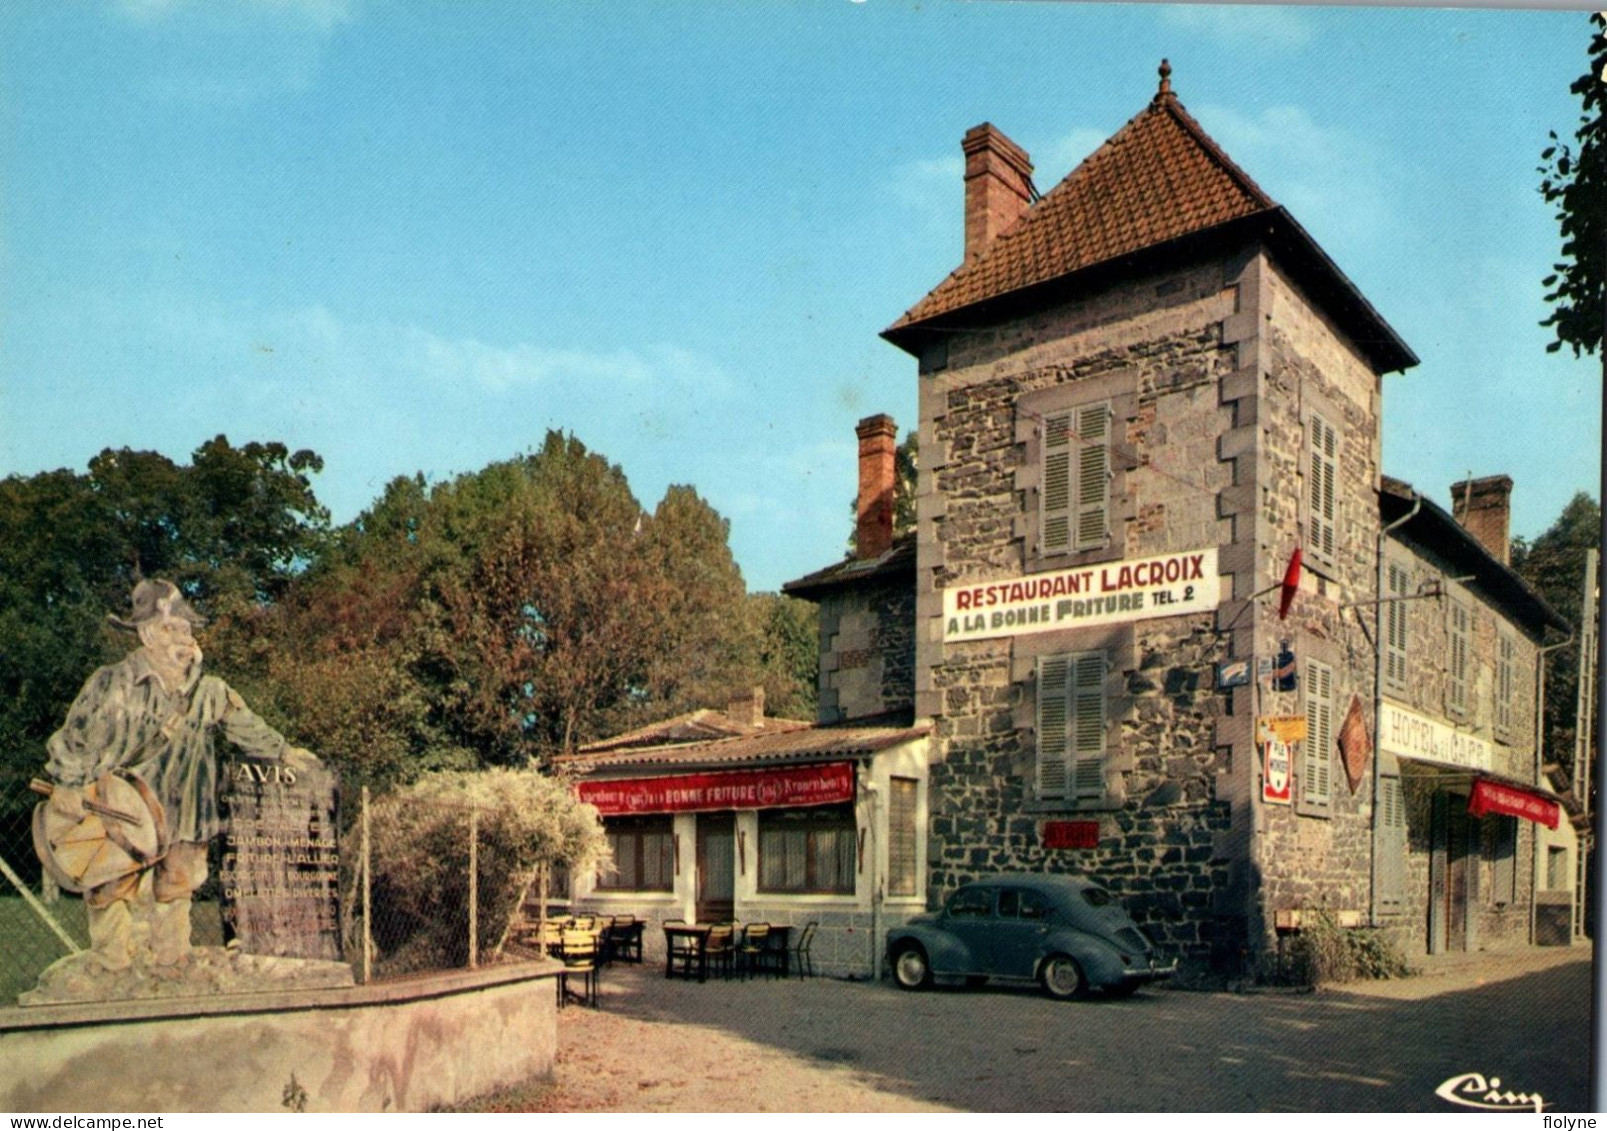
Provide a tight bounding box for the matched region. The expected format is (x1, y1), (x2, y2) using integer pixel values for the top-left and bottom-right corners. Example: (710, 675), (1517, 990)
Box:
(598, 815), (674, 892)
(758, 804), (857, 895)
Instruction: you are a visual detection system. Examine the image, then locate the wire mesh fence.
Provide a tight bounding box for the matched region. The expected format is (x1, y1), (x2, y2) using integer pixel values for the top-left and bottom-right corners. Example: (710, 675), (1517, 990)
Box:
(0, 779), (563, 1002)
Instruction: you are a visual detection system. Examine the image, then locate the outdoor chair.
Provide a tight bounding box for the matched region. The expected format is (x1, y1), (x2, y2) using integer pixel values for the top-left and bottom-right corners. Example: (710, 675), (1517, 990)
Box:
(557, 929), (601, 1009)
(610, 916), (645, 964)
(739, 923), (780, 980)
(704, 924), (736, 981)
(790, 922), (818, 979)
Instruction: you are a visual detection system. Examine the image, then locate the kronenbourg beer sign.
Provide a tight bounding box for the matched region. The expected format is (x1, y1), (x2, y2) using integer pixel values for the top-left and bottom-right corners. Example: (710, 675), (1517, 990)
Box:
(942, 548), (1219, 643)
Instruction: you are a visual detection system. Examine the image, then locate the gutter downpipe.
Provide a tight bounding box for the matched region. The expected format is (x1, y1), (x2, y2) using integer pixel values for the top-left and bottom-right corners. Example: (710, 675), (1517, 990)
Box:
(1370, 493), (1420, 927)
(1532, 630), (1574, 945)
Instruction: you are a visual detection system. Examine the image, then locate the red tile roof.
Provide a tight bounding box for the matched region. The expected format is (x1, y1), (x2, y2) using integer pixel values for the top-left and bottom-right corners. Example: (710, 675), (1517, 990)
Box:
(559, 718), (930, 776)
(884, 73), (1416, 374)
(578, 708), (812, 754)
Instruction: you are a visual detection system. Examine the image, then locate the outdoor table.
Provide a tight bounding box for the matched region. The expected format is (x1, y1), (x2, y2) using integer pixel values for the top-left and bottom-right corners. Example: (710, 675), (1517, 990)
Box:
(663, 923), (713, 982)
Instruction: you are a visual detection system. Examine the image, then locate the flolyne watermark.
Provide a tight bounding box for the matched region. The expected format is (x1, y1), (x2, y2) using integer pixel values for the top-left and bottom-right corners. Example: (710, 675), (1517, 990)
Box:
(1434, 1071), (1547, 1112)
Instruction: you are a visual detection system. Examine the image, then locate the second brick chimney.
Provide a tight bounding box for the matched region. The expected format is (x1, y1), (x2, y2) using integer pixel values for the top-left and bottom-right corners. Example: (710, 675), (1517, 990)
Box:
(1451, 475), (1514, 566)
(856, 414), (898, 560)
(962, 123), (1034, 265)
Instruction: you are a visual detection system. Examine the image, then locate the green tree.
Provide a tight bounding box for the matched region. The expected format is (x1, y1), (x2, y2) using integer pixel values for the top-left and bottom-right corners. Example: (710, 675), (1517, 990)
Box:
(0, 438), (329, 877)
(1538, 13), (1607, 356)
(1512, 492), (1601, 790)
(747, 591), (820, 721)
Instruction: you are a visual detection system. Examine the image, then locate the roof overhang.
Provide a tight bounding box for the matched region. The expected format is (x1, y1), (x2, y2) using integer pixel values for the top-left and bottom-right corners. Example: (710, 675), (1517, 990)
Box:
(882, 209), (1418, 376)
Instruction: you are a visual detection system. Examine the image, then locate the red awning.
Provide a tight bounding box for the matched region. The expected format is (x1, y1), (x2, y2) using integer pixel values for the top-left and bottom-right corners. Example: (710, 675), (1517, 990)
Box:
(577, 761), (856, 816)
(1467, 779), (1560, 829)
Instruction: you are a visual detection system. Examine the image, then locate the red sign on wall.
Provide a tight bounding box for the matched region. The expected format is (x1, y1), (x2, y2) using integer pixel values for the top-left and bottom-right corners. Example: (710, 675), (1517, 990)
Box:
(1042, 820), (1100, 849)
(577, 761), (856, 816)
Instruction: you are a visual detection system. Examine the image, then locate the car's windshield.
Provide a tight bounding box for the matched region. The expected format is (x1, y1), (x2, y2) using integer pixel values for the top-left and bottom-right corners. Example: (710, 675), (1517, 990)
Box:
(1081, 887), (1113, 908)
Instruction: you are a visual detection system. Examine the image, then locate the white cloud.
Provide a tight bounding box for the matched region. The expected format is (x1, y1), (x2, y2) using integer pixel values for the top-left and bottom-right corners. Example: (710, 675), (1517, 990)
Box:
(887, 155), (963, 225)
(1037, 127), (1110, 187)
(1160, 5), (1314, 52)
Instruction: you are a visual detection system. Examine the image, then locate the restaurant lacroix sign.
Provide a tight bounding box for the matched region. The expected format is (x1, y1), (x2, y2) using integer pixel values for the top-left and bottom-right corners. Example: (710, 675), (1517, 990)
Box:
(577, 762), (855, 815)
(942, 549), (1219, 642)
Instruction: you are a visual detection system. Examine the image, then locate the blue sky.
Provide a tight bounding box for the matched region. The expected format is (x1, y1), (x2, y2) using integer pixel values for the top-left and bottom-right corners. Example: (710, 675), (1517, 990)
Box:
(1, 1), (1600, 592)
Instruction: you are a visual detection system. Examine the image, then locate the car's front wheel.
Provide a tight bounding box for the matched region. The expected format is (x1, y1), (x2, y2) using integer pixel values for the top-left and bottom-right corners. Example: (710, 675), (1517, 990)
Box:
(1039, 954), (1088, 1001)
(891, 943), (933, 991)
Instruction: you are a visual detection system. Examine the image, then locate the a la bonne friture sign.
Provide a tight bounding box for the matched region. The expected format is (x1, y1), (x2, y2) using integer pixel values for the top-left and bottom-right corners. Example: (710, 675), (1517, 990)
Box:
(577, 761), (855, 816)
(942, 549), (1219, 642)
(1378, 701), (1493, 773)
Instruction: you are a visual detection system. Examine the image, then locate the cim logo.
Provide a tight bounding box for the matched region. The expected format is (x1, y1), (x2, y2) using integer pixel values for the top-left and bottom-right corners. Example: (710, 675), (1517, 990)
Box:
(1435, 1072), (1546, 1113)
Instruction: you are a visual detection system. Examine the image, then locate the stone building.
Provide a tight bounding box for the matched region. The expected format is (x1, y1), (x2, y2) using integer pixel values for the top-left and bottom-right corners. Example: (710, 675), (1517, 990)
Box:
(848, 62), (1574, 973)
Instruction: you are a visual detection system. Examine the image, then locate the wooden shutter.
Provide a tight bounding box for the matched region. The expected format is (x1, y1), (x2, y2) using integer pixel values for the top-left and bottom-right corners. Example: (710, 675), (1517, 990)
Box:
(1492, 815), (1517, 904)
(1495, 631), (1515, 735)
(1448, 600), (1470, 717)
(1037, 656), (1070, 799)
(1073, 404), (1111, 551)
(1378, 775), (1405, 912)
(1071, 653), (1107, 801)
(1384, 562), (1409, 694)
(887, 777), (918, 898)
(1038, 653), (1106, 803)
(1041, 414), (1073, 554)
(1309, 414), (1338, 564)
(1304, 659), (1333, 805)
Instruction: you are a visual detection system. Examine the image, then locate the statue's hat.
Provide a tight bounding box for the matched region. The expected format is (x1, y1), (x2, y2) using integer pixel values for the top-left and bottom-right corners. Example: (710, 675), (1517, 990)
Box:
(109, 579), (206, 632)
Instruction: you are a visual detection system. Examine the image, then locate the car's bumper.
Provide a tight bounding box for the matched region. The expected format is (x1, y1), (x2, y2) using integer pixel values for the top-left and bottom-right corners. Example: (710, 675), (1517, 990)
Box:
(1121, 954), (1178, 982)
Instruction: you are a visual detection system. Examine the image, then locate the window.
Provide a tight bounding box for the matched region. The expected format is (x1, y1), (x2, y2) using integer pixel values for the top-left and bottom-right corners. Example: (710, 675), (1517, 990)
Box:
(1447, 599), (1471, 719)
(758, 805), (856, 895)
(1547, 845), (1570, 892)
(887, 777), (919, 898)
(1302, 659), (1334, 808)
(1042, 402), (1111, 555)
(1495, 630), (1516, 739)
(1037, 652), (1107, 804)
(597, 816), (674, 892)
(996, 888), (1050, 919)
(1308, 413), (1339, 568)
(1377, 776), (1406, 913)
(946, 887), (993, 918)
(1383, 562), (1410, 697)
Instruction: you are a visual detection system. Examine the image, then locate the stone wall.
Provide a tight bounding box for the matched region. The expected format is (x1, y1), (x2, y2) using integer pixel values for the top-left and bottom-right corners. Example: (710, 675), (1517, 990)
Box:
(818, 575), (916, 723)
(915, 255), (1244, 963)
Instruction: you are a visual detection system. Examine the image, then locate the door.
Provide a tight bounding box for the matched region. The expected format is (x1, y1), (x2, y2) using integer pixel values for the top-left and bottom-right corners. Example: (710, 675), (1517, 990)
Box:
(1429, 790), (1471, 954)
(695, 812), (735, 924)
(991, 886), (1055, 978)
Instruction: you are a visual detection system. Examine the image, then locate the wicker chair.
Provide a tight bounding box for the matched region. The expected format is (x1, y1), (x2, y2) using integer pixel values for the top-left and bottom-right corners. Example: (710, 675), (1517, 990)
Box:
(557, 929), (601, 1009)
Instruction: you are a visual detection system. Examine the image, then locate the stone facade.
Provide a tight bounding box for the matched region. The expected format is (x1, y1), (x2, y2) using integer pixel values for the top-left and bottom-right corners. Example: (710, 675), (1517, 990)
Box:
(817, 570), (916, 724)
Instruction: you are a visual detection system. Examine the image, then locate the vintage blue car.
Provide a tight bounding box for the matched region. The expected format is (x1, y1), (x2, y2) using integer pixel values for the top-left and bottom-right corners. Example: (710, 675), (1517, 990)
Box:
(885, 873), (1176, 1000)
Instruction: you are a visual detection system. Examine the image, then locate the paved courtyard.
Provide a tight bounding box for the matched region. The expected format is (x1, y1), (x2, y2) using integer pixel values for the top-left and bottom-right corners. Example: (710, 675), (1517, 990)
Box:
(487, 945), (1593, 1112)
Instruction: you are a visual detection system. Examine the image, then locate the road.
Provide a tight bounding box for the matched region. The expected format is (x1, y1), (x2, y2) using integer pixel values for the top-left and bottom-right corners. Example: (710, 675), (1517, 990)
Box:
(483, 946), (1592, 1112)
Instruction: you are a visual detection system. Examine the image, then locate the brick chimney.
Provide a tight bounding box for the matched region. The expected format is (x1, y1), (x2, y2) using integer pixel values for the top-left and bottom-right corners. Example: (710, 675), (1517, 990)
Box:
(962, 123), (1034, 264)
(726, 686), (765, 728)
(856, 414), (898, 560)
(1451, 475), (1514, 565)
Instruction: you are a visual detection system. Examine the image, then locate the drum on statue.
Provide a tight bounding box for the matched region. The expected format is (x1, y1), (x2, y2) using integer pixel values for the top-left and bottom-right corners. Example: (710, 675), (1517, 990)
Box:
(31, 772), (169, 893)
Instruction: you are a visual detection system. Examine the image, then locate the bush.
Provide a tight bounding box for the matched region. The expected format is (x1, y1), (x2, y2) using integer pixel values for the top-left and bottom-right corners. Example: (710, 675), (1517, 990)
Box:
(363, 768), (604, 973)
(1272, 911), (1412, 986)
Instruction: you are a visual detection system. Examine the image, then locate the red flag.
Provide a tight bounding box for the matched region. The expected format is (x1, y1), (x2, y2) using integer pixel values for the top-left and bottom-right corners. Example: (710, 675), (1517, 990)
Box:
(1278, 548), (1302, 620)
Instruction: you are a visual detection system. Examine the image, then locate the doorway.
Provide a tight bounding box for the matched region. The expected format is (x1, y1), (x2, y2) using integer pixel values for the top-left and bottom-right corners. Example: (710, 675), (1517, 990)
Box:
(1428, 791), (1473, 953)
(695, 812), (735, 924)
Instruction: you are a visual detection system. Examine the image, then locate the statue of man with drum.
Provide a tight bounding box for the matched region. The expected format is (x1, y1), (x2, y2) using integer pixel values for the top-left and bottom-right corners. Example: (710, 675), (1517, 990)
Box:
(34, 579), (319, 973)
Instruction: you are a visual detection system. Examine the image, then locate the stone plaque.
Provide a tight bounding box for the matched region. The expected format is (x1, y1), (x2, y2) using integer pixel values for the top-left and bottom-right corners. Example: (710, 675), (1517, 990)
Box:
(218, 759), (343, 961)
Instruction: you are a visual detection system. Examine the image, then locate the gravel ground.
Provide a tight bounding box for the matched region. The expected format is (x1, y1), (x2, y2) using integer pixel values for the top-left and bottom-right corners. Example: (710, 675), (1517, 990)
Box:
(461, 945), (1593, 1113)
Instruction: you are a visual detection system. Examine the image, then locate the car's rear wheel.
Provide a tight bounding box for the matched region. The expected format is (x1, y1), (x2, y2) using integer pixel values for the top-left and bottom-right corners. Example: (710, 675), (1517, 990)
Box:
(892, 943), (933, 991)
(1039, 954), (1087, 1001)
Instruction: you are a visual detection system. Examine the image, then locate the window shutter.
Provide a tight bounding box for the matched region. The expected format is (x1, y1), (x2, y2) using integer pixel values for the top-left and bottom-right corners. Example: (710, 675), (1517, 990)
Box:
(1041, 414), (1073, 554)
(1071, 653), (1107, 800)
(1378, 776), (1405, 912)
(1493, 816), (1517, 904)
(1448, 601), (1470, 716)
(1309, 414), (1338, 564)
(1074, 404), (1111, 551)
(1384, 563), (1409, 694)
(1495, 632), (1514, 735)
(1304, 659), (1333, 805)
(1037, 656), (1070, 799)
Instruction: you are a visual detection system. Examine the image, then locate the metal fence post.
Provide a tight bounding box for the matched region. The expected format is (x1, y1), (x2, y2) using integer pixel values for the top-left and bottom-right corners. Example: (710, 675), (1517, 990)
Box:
(361, 784), (372, 985)
(468, 806), (479, 970)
